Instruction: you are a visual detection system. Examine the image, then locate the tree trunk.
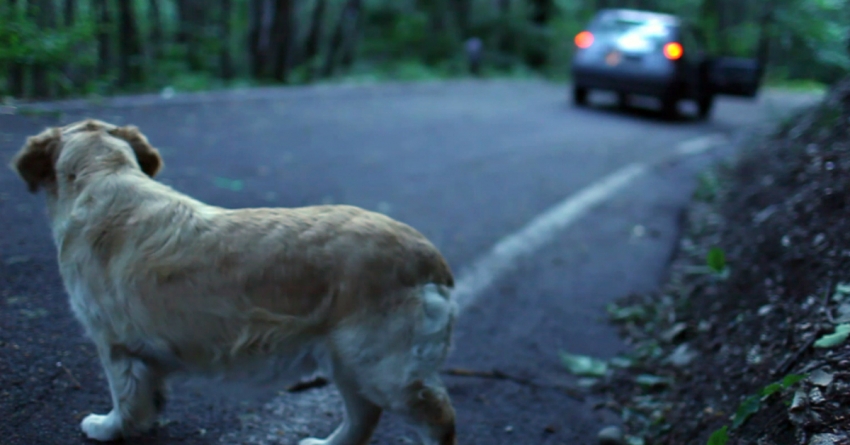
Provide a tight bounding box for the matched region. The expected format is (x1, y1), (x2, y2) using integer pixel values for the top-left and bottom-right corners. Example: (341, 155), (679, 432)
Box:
(94, 0), (111, 77)
(248, 0), (274, 77)
(7, 0), (25, 97)
(269, 0), (295, 82)
(175, 0), (189, 44)
(248, 0), (263, 77)
(526, 0), (554, 68)
(529, 0), (553, 26)
(60, 0), (81, 96)
(496, 0), (512, 62)
(755, 5), (772, 80)
(698, 0), (719, 52)
(149, 0), (163, 60)
(451, 0), (471, 38)
(340, 0), (364, 68)
(64, 0), (76, 26)
(176, 0), (206, 70)
(220, 0), (234, 80)
(31, 0), (57, 98)
(303, 0), (327, 69)
(322, 0), (361, 77)
(118, 0), (144, 86)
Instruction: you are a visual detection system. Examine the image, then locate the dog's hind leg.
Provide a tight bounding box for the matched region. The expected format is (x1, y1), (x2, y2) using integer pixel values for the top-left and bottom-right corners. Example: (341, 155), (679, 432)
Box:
(80, 344), (167, 441)
(299, 363), (383, 445)
(398, 376), (456, 445)
(317, 284), (458, 445)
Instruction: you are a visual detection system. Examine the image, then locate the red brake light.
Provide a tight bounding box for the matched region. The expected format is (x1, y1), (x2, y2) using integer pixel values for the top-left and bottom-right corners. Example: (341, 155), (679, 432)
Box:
(575, 31), (594, 49)
(663, 42), (683, 60)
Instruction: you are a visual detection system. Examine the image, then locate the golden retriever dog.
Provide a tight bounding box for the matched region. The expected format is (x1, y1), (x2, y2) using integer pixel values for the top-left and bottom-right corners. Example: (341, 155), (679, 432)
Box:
(9, 119), (458, 445)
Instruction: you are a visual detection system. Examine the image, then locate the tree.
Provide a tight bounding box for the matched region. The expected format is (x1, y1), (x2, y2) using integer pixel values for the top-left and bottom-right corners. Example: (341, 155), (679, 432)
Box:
(303, 0), (327, 79)
(177, 0), (206, 71)
(64, 0), (76, 27)
(117, 0), (144, 86)
(340, 0), (365, 68)
(6, 0), (25, 97)
(268, 0), (296, 81)
(496, 0), (512, 58)
(322, 0), (362, 77)
(221, 0), (234, 79)
(451, 0), (471, 38)
(30, 0), (57, 98)
(148, 0), (163, 61)
(248, 0), (272, 78)
(94, 0), (111, 77)
(527, 0), (554, 68)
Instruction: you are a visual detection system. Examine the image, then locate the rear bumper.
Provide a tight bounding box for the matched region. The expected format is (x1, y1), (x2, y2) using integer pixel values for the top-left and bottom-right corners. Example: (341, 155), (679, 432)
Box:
(572, 65), (677, 98)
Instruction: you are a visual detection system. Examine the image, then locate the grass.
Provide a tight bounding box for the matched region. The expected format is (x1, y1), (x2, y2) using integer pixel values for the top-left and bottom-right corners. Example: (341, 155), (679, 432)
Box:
(763, 78), (828, 93)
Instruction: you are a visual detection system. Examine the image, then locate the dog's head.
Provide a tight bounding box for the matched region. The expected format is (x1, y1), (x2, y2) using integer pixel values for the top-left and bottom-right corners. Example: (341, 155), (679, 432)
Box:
(9, 119), (163, 194)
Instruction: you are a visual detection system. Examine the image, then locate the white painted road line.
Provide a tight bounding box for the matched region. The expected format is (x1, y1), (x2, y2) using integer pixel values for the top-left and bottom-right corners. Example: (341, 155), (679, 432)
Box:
(452, 132), (726, 312)
(452, 163), (646, 312)
(675, 133), (728, 156)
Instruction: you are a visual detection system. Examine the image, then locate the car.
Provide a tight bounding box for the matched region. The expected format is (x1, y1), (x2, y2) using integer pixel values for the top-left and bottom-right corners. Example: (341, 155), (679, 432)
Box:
(570, 8), (763, 119)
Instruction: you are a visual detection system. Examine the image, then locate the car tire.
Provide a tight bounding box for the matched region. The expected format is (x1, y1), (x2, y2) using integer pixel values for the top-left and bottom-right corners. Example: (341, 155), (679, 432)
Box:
(660, 94), (679, 120)
(617, 92), (631, 110)
(696, 92), (715, 120)
(572, 85), (589, 106)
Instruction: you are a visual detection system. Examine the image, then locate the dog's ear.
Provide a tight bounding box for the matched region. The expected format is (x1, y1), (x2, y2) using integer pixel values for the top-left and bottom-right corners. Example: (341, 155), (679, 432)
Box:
(108, 125), (163, 178)
(9, 127), (62, 193)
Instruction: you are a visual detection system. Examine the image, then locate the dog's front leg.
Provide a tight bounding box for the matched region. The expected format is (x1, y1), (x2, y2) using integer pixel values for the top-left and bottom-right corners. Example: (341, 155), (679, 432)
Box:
(81, 344), (166, 441)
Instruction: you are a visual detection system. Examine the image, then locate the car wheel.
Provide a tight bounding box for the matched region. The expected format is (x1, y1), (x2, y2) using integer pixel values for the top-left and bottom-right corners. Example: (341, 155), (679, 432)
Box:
(660, 94), (679, 120)
(572, 85), (589, 106)
(697, 92), (716, 120)
(617, 92), (631, 110)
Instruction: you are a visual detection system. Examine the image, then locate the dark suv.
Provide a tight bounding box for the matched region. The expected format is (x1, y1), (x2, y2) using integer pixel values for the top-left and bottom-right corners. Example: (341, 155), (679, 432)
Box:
(570, 8), (763, 119)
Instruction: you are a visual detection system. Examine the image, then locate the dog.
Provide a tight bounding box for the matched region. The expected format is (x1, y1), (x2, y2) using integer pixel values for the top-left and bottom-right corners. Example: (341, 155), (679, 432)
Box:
(9, 119), (458, 445)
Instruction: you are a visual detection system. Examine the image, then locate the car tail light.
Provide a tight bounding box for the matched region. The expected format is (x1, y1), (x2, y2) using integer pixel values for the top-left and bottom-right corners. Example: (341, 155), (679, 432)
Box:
(663, 42), (683, 60)
(575, 31), (594, 49)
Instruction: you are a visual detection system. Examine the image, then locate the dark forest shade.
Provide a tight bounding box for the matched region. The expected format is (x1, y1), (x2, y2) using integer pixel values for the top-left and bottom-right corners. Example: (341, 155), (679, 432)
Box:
(0, 0), (846, 99)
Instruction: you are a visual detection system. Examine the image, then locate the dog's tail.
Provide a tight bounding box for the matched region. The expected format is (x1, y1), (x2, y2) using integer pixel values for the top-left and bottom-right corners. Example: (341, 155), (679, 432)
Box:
(416, 283), (456, 337)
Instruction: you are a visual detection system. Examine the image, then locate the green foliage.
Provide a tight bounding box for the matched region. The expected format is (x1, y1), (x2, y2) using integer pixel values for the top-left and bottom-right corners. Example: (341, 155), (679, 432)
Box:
(0, 11), (96, 67)
(0, 6), (96, 73)
(766, 0), (850, 82)
(559, 352), (609, 377)
(731, 394), (761, 429)
(814, 324), (850, 348)
(694, 169), (722, 203)
(706, 373), (806, 443)
(1, 0), (848, 99)
(706, 247), (726, 274)
(706, 426), (729, 445)
(781, 374), (806, 388)
(729, 373), (806, 430)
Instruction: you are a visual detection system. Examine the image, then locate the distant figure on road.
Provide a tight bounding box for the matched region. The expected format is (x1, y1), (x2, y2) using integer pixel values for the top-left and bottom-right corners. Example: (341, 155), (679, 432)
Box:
(465, 37), (483, 76)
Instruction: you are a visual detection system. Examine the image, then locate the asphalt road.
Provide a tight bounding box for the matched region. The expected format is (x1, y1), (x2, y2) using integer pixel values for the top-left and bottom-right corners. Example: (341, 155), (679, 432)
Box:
(0, 80), (820, 445)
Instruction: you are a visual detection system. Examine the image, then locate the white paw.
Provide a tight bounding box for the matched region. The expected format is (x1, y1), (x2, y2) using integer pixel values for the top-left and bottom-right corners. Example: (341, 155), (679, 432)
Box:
(81, 412), (123, 442)
(299, 438), (328, 445)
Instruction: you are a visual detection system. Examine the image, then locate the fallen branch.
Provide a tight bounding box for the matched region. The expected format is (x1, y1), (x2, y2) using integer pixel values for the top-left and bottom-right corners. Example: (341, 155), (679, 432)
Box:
(772, 282), (833, 377)
(285, 368), (587, 401)
(441, 367), (586, 401)
(772, 332), (820, 377)
(56, 361), (81, 389)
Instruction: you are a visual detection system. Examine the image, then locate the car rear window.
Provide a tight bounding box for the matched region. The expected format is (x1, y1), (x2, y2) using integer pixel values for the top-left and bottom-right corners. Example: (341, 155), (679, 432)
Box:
(589, 15), (674, 51)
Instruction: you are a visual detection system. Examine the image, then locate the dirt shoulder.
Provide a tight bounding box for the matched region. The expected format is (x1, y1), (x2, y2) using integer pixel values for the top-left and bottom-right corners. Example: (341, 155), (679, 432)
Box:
(592, 78), (850, 445)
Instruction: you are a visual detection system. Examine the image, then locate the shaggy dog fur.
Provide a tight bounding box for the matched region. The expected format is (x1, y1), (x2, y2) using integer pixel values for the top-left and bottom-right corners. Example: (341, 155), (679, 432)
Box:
(9, 119), (458, 445)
